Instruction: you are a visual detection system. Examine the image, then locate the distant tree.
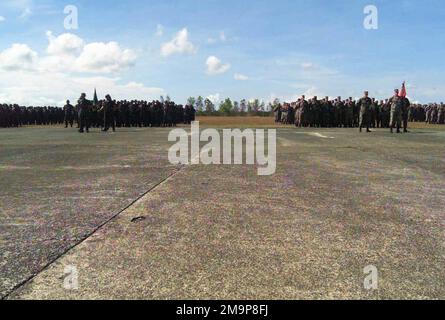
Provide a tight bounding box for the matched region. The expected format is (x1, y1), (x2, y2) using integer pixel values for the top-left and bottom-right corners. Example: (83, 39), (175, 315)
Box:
(187, 97), (196, 106)
(166, 95), (171, 102)
(273, 98), (280, 107)
(196, 96), (204, 113)
(269, 98), (280, 113)
(193, 97), (277, 116)
(239, 99), (247, 114)
(248, 99), (261, 114)
(219, 98), (234, 115)
(160, 96), (165, 103)
(204, 98), (215, 113)
(259, 101), (265, 112)
(233, 101), (240, 113)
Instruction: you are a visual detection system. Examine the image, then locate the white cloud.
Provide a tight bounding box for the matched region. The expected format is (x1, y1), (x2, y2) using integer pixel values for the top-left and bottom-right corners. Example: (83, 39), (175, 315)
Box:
(206, 56), (230, 75)
(39, 54), (75, 73)
(75, 42), (137, 73)
(0, 16), (6, 22)
(0, 71), (164, 106)
(46, 31), (84, 56)
(39, 32), (137, 74)
(0, 31), (150, 105)
(234, 73), (249, 81)
(0, 44), (38, 71)
(155, 24), (164, 37)
(161, 28), (196, 57)
(303, 86), (324, 99)
(207, 93), (220, 104)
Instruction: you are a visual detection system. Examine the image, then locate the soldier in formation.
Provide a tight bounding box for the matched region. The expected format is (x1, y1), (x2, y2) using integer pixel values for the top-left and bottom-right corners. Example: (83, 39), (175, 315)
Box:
(2, 95), (445, 129)
(98, 95), (117, 132)
(278, 91), (445, 131)
(357, 91), (372, 133)
(63, 100), (75, 128)
(388, 89), (403, 134)
(72, 94), (195, 133)
(420, 103), (445, 124)
(293, 93), (369, 130)
(0, 104), (64, 127)
(1, 95), (196, 130)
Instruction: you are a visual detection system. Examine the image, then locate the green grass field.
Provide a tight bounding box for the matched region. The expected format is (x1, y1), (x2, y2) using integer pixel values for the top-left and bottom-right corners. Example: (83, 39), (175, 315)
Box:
(1, 122), (444, 299)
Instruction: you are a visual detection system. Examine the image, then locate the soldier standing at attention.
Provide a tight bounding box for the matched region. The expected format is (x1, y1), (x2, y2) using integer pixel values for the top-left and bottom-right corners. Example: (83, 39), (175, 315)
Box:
(77, 93), (91, 133)
(311, 96), (321, 128)
(401, 96), (411, 133)
(99, 94), (116, 132)
(399, 82), (410, 133)
(322, 97), (331, 128)
(369, 98), (376, 129)
(357, 91), (372, 133)
(336, 97), (345, 128)
(296, 95), (308, 127)
(63, 100), (75, 128)
(388, 89), (403, 134)
(351, 97), (359, 127)
(273, 104), (282, 123)
(438, 103), (445, 124)
(345, 98), (354, 128)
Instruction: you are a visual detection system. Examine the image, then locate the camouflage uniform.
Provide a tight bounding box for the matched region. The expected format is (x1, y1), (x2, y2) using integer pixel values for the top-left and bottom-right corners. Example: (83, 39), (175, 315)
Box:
(357, 95), (372, 132)
(388, 95), (403, 133)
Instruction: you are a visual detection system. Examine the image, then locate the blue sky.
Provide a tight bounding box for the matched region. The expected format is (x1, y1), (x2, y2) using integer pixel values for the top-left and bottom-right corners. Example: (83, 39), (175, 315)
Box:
(0, 0), (444, 106)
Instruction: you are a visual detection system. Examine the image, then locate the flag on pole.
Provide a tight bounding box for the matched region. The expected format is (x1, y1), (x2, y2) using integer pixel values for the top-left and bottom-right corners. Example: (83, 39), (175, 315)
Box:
(93, 88), (98, 106)
(399, 82), (407, 98)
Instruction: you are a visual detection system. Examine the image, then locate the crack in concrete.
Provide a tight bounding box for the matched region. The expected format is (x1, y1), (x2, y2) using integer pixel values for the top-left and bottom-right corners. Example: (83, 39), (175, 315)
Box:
(1, 166), (184, 300)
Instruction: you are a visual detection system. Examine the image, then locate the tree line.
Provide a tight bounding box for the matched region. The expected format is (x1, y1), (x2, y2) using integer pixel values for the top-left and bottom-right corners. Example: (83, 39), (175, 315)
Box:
(185, 96), (279, 117)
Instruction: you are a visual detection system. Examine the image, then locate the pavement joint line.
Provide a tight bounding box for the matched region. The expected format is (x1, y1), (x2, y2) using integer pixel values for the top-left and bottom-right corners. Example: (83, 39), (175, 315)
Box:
(1, 165), (185, 300)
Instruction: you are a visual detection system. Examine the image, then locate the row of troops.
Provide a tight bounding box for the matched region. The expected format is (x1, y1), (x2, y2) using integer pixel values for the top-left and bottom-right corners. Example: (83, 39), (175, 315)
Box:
(274, 91), (444, 132)
(0, 94), (196, 130)
(0, 105), (65, 127)
(70, 94), (196, 133)
(413, 103), (445, 124)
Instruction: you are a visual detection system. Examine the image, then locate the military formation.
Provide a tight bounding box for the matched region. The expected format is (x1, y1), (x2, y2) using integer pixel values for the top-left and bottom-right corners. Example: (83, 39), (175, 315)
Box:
(1, 94), (196, 131)
(2, 91), (445, 131)
(274, 90), (445, 133)
(422, 103), (445, 124)
(0, 105), (64, 127)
